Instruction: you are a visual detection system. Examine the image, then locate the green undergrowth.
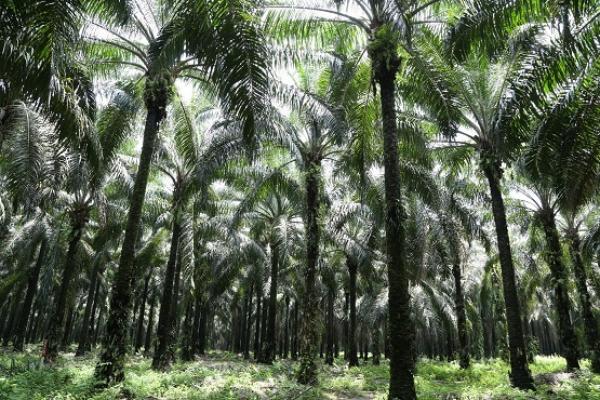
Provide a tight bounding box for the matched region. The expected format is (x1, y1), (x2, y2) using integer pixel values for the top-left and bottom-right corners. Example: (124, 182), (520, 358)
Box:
(0, 348), (599, 399)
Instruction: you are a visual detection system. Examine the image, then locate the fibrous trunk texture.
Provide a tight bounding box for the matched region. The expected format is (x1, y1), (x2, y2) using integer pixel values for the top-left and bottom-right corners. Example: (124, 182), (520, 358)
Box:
(483, 165), (534, 390)
(94, 92), (168, 385)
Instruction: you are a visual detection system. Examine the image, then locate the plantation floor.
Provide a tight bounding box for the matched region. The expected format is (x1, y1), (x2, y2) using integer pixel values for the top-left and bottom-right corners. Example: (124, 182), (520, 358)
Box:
(1, 350), (599, 400)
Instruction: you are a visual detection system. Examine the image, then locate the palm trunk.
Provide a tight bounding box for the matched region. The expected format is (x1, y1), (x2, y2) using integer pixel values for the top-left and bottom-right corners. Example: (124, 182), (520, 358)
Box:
(539, 211), (580, 370)
(76, 262), (101, 356)
(260, 296), (268, 351)
(144, 292), (156, 356)
(445, 323), (454, 362)
(452, 264), (470, 369)
(482, 165), (534, 390)
(180, 298), (194, 361)
(325, 287), (334, 366)
(292, 302), (298, 360)
(191, 295), (202, 356)
(297, 159), (321, 385)
(283, 296), (290, 359)
(198, 302), (208, 355)
(95, 94), (168, 385)
(62, 295), (82, 349)
(244, 284), (254, 359)
(45, 212), (86, 363)
(89, 278), (102, 347)
(134, 273), (151, 353)
(348, 258), (359, 367)
(566, 229), (600, 372)
(254, 281), (262, 359)
(344, 292), (349, 360)
(152, 208), (182, 371)
(170, 252), (183, 359)
(371, 42), (416, 399)
(372, 325), (381, 365)
(260, 245), (279, 363)
(13, 239), (47, 351)
(3, 283), (25, 346)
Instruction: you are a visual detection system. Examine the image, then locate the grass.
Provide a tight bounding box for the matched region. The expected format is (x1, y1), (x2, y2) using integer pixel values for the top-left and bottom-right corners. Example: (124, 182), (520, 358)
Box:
(0, 348), (599, 399)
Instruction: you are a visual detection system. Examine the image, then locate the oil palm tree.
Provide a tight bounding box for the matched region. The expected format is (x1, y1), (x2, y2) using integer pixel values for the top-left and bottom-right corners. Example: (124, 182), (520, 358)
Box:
(396, 21), (591, 385)
(266, 2), (458, 395)
(521, 10), (600, 369)
(43, 83), (139, 362)
(89, 0), (269, 384)
(0, 102), (66, 351)
(151, 95), (248, 370)
(510, 176), (581, 370)
(239, 189), (303, 363)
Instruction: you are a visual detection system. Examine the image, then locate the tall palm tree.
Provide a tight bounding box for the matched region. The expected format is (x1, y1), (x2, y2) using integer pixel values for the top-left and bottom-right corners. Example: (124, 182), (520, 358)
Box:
(90, 0), (269, 385)
(243, 190), (302, 363)
(152, 95), (247, 370)
(0, 103), (65, 352)
(327, 200), (376, 368)
(522, 15), (600, 370)
(401, 31), (551, 387)
(266, 2), (457, 395)
(511, 177), (581, 370)
(43, 83), (138, 362)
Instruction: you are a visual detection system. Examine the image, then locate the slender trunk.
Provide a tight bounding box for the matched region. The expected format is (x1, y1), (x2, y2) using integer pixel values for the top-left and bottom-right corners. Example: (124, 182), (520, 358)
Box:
(198, 303), (208, 355)
(254, 285), (262, 359)
(191, 295), (202, 356)
(344, 292), (349, 360)
(134, 273), (151, 353)
(482, 307), (492, 359)
(13, 240), (47, 351)
(539, 211), (580, 370)
(180, 298), (194, 361)
(260, 245), (279, 363)
(3, 284), (25, 346)
(320, 330), (324, 358)
(370, 35), (416, 399)
(95, 91), (169, 385)
(325, 287), (334, 365)
(76, 262), (101, 356)
(292, 302), (298, 360)
(0, 302), (9, 343)
(239, 295), (247, 353)
(482, 165), (534, 389)
(67, 295), (85, 348)
(523, 313), (535, 363)
(445, 323), (454, 362)
(89, 278), (102, 347)
(452, 264), (470, 369)
(244, 284), (253, 359)
(61, 296), (79, 350)
(130, 291), (140, 345)
(372, 325), (380, 365)
(334, 322), (339, 359)
(152, 209), (182, 371)
(383, 320), (389, 360)
(348, 259), (359, 367)
(93, 302), (105, 347)
(260, 296), (268, 353)
(567, 229), (600, 372)
(144, 292), (156, 357)
(169, 252), (183, 359)
(45, 212), (86, 363)
(297, 157), (321, 385)
(283, 296), (289, 359)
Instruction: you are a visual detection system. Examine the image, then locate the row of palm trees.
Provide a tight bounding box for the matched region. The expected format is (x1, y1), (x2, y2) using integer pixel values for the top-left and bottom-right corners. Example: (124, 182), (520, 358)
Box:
(1, 1), (600, 399)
